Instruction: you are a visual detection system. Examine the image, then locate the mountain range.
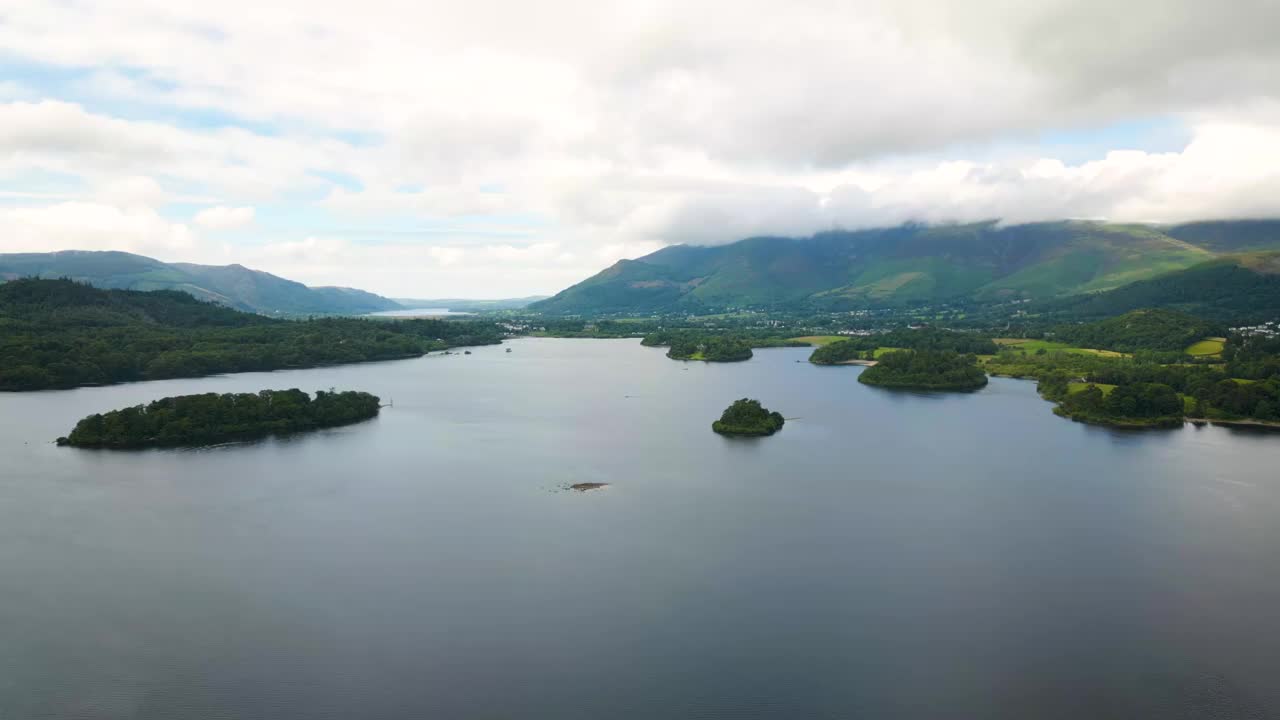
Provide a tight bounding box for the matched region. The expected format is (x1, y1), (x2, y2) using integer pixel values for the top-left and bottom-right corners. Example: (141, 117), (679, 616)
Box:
(531, 220), (1280, 315)
(10, 219), (1280, 319)
(0, 250), (401, 316)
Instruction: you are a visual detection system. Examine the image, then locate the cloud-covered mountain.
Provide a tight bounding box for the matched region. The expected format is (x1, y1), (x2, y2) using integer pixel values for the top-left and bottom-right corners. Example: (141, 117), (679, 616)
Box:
(531, 220), (1280, 314)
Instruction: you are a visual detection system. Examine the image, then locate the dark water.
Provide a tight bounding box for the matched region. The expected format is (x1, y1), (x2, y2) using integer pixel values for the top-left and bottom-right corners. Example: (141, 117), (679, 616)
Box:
(3, 339), (1279, 720)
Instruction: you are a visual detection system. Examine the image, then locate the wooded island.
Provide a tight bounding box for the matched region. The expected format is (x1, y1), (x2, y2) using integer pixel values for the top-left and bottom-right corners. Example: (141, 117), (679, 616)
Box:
(57, 389), (381, 448)
(712, 398), (785, 436)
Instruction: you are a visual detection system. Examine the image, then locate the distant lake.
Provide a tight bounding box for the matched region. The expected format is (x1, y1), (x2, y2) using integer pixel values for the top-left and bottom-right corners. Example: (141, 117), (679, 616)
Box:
(3, 339), (1279, 719)
(365, 307), (473, 317)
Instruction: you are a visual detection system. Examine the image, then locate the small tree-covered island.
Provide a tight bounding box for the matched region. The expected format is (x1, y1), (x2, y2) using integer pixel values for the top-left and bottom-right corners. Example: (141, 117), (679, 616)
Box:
(667, 336), (752, 362)
(642, 331), (754, 362)
(56, 389), (381, 449)
(858, 350), (989, 391)
(712, 398), (785, 436)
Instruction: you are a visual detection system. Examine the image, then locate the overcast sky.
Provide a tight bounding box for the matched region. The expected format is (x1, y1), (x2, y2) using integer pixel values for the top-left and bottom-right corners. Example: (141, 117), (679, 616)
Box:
(2, 0), (1279, 297)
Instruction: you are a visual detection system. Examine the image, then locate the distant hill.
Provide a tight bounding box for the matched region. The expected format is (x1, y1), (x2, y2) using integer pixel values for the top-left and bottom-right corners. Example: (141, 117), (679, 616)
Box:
(531, 220), (1280, 315)
(0, 278), (503, 391)
(1039, 252), (1280, 324)
(0, 250), (401, 316)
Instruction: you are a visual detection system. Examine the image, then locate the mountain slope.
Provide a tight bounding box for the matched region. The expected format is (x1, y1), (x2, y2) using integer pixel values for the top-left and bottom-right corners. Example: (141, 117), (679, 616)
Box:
(0, 250), (401, 315)
(1039, 252), (1280, 324)
(1164, 219), (1280, 253)
(532, 220), (1280, 314)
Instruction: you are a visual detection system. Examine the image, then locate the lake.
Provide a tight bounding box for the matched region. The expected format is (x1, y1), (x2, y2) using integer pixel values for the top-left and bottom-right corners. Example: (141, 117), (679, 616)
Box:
(3, 338), (1279, 719)
(365, 308), (473, 317)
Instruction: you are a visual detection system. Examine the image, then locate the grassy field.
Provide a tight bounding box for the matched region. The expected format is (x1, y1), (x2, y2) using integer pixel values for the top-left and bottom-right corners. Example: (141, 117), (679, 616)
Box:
(995, 338), (1128, 358)
(1185, 337), (1227, 357)
(1068, 382), (1117, 396)
(789, 335), (848, 346)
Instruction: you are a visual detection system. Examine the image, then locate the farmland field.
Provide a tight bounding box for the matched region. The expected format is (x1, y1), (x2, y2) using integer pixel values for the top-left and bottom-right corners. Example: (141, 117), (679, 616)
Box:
(995, 338), (1128, 357)
(1185, 337), (1227, 357)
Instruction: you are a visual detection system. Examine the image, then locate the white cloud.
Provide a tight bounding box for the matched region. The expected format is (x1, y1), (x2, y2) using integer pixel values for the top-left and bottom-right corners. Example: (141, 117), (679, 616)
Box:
(211, 237), (591, 297)
(94, 176), (168, 208)
(0, 100), (355, 200)
(0, 1), (1278, 295)
(194, 205), (255, 230)
(0, 202), (198, 258)
(560, 113), (1280, 246)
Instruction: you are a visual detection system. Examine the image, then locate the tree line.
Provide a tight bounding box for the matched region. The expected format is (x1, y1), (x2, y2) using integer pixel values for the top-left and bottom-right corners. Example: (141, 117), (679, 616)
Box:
(1050, 309), (1219, 353)
(811, 328), (998, 364)
(0, 279), (505, 391)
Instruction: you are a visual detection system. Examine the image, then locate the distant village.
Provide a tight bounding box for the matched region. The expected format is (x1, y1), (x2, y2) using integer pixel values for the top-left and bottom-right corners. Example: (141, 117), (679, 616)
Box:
(1230, 321), (1279, 338)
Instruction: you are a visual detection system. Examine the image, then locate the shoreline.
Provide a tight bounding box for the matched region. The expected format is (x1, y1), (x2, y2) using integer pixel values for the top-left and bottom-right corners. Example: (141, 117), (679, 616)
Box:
(811, 359), (878, 366)
(1051, 406), (1183, 429)
(1186, 416), (1280, 430)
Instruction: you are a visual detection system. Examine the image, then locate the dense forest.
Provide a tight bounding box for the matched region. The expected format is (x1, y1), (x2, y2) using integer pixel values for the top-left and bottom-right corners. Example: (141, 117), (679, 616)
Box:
(57, 389), (381, 448)
(0, 279), (504, 391)
(858, 350), (989, 390)
(1051, 309), (1219, 352)
(810, 328), (998, 364)
(1039, 376), (1186, 427)
(712, 398), (785, 436)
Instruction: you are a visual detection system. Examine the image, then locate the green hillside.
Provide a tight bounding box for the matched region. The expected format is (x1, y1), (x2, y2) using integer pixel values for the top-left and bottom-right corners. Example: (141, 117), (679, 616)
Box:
(1040, 252), (1280, 324)
(0, 250), (401, 316)
(532, 220), (1275, 315)
(1164, 219), (1280, 253)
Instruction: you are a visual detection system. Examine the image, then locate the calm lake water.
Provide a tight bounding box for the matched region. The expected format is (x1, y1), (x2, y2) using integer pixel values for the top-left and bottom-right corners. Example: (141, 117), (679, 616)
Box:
(3, 339), (1279, 719)
(365, 307), (472, 317)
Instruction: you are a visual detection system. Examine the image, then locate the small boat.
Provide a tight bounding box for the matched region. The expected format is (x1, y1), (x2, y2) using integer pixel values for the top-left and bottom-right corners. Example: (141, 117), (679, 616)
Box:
(506, 348), (512, 353)
(464, 350), (472, 355)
